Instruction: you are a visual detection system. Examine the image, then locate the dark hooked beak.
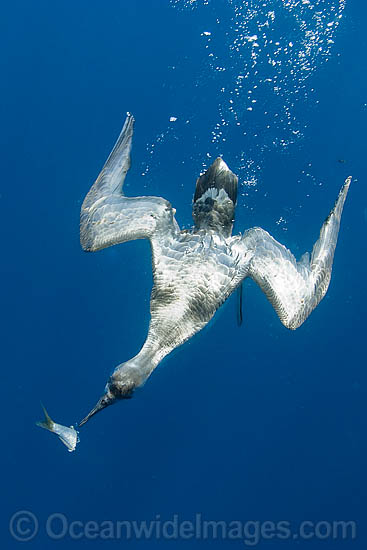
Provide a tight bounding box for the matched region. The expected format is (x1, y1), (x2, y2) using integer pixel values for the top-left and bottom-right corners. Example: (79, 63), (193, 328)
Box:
(79, 392), (115, 427)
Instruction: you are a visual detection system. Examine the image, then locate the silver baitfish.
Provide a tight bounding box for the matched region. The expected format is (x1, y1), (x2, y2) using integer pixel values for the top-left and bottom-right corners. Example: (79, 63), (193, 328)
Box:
(36, 405), (79, 452)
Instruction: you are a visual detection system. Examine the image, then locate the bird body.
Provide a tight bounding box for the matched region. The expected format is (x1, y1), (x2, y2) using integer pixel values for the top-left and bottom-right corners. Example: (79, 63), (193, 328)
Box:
(78, 114), (351, 427)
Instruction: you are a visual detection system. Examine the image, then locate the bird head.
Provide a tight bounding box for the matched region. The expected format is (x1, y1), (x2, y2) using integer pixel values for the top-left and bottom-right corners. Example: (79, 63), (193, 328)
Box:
(78, 375), (135, 427)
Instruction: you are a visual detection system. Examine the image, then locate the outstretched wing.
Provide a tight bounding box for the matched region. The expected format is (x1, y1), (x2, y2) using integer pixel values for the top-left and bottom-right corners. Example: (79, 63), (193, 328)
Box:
(80, 114), (177, 252)
(233, 178), (351, 329)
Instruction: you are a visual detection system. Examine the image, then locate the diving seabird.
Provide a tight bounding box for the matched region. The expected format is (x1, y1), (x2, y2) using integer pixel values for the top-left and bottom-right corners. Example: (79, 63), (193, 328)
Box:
(79, 114), (351, 426)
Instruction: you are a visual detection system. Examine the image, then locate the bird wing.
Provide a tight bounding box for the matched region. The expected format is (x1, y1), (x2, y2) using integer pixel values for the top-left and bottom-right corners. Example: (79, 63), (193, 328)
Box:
(231, 177), (351, 329)
(80, 114), (178, 252)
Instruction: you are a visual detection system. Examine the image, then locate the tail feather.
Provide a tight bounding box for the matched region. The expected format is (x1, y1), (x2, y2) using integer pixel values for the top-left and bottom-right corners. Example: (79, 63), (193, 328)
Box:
(194, 157), (238, 204)
(192, 158), (238, 237)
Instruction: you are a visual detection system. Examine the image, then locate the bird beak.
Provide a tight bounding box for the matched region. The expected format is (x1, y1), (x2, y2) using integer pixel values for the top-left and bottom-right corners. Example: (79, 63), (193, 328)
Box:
(79, 392), (114, 427)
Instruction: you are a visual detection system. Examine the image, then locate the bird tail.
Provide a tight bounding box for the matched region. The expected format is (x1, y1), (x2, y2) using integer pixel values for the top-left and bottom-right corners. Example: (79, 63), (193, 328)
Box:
(194, 157), (238, 204)
(192, 158), (238, 236)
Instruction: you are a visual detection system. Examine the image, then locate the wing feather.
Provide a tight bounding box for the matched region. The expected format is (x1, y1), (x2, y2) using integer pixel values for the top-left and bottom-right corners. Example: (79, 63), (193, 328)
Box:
(236, 178), (351, 329)
(80, 114), (177, 252)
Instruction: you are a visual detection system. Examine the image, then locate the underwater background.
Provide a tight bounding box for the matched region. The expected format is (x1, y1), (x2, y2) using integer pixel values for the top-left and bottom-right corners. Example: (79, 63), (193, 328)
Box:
(2, 0), (366, 547)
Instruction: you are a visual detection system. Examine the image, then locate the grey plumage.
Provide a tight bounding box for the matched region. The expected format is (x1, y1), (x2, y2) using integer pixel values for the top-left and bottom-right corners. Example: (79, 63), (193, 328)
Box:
(79, 114), (351, 426)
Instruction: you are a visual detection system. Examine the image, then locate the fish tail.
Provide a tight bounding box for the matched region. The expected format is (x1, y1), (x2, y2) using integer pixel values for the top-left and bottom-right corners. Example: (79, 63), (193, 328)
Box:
(36, 403), (54, 431)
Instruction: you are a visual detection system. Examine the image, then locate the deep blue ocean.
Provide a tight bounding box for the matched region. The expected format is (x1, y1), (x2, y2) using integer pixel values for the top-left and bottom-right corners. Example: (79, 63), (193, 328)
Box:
(2, 1), (366, 548)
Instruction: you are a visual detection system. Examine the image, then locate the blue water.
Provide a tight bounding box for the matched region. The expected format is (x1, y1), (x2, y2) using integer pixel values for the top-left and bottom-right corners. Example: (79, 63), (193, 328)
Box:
(2, 0), (366, 548)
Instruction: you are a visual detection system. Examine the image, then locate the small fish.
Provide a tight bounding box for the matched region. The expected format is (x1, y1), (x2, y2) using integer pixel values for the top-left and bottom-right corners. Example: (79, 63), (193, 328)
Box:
(36, 405), (79, 452)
